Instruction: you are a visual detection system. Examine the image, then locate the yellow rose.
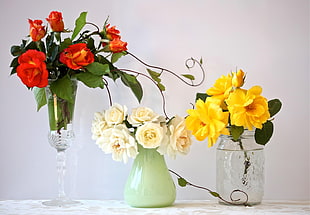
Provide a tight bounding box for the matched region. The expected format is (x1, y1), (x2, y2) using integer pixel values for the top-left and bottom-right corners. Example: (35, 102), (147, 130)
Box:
(135, 122), (166, 148)
(232, 69), (245, 88)
(206, 74), (232, 109)
(127, 106), (163, 126)
(104, 103), (127, 126)
(158, 115), (192, 159)
(226, 86), (270, 130)
(186, 97), (229, 147)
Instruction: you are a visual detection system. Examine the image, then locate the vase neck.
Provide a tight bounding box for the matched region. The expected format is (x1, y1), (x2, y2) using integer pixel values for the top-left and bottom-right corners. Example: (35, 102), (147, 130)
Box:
(134, 144), (165, 164)
(218, 131), (264, 151)
(45, 78), (78, 132)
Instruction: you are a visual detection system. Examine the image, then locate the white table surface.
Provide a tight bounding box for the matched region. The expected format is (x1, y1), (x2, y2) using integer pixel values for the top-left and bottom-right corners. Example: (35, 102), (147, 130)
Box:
(0, 200), (309, 215)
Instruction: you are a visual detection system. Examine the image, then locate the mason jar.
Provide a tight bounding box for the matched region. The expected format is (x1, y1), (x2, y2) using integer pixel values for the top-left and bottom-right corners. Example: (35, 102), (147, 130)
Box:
(216, 130), (264, 205)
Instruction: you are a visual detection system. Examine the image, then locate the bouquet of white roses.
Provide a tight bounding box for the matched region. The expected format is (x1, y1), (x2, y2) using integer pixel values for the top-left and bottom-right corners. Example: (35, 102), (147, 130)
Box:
(91, 104), (192, 163)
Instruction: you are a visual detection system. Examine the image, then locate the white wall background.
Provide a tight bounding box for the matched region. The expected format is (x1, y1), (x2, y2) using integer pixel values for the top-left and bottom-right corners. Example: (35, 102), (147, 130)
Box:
(0, 0), (309, 201)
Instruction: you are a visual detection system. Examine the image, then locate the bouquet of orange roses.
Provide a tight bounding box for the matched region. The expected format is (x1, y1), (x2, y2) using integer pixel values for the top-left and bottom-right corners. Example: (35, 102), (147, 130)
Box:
(10, 11), (130, 110)
(10, 11), (203, 132)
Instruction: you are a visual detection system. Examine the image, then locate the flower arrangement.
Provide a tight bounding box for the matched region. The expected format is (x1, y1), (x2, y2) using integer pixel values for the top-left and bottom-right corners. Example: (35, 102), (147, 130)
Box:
(10, 11), (129, 104)
(9, 11), (204, 131)
(91, 103), (192, 163)
(185, 69), (282, 146)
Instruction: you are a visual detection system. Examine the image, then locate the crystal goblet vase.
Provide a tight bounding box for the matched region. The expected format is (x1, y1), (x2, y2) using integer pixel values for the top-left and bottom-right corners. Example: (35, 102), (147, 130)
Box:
(42, 78), (79, 207)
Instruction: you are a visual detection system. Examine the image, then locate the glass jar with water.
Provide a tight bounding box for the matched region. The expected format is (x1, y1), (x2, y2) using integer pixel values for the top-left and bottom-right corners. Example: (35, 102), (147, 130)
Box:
(216, 130), (264, 206)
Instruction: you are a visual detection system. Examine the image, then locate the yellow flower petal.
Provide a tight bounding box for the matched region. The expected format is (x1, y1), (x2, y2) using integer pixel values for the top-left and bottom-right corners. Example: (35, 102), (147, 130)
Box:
(226, 86), (270, 130)
(185, 97), (229, 146)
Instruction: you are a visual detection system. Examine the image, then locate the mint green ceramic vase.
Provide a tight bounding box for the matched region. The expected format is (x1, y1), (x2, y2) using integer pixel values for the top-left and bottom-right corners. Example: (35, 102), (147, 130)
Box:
(124, 145), (176, 208)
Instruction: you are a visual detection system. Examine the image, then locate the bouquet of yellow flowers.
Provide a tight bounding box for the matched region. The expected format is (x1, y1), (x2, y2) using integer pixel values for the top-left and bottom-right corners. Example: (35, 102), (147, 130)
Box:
(185, 69), (282, 147)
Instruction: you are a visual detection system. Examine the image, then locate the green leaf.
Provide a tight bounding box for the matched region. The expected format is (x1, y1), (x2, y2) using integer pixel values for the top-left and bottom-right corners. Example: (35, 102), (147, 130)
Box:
(146, 68), (165, 92)
(60, 38), (72, 52)
(120, 73), (143, 102)
(87, 37), (95, 51)
(111, 52), (126, 63)
(71, 12), (87, 40)
(11, 46), (22, 56)
(55, 32), (61, 43)
(210, 191), (220, 198)
(45, 32), (54, 49)
(182, 74), (195, 81)
(37, 41), (46, 53)
(47, 43), (59, 63)
(255, 120), (274, 145)
(96, 55), (120, 80)
(25, 41), (38, 50)
(85, 62), (110, 76)
(76, 72), (104, 88)
(178, 178), (188, 187)
(49, 76), (76, 103)
(195, 93), (209, 102)
(10, 57), (19, 75)
(230, 125), (244, 141)
(268, 99), (282, 118)
(147, 68), (161, 82)
(157, 82), (166, 91)
(33, 87), (47, 111)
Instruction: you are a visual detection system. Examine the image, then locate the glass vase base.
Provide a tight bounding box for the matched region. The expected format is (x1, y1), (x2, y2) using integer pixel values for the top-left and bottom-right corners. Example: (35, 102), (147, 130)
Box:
(42, 198), (81, 207)
(218, 200), (261, 206)
(125, 201), (174, 208)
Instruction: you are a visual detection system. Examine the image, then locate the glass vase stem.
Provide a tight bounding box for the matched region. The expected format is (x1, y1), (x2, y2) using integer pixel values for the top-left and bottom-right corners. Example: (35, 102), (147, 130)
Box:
(56, 149), (66, 200)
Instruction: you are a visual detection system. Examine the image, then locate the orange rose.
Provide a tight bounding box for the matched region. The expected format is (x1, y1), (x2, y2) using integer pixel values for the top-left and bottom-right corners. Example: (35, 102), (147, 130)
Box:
(109, 38), (128, 53)
(46, 11), (64, 32)
(59, 43), (94, 70)
(28, 19), (46, 42)
(106, 24), (121, 40)
(16, 50), (49, 88)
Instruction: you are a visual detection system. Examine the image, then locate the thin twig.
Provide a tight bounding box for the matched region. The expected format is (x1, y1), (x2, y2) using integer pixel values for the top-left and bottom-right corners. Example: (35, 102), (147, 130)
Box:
(117, 68), (168, 118)
(126, 52), (206, 87)
(102, 77), (112, 106)
(168, 169), (249, 206)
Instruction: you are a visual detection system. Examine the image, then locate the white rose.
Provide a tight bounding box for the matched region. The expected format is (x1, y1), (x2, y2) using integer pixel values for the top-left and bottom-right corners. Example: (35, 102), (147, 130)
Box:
(158, 115), (192, 159)
(135, 122), (166, 148)
(91, 111), (108, 141)
(105, 103), (127, 126)
(96, 124), (138, 163)
(127, 107), (163, 126)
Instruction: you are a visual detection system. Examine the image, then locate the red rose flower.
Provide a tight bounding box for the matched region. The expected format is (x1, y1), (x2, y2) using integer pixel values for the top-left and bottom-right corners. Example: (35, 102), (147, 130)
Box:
(46, 11), (64, 32)
(16, 50), (49, 88)
(59, 43), (94, 70)
(106, 24), (121, 40)
(28, 19), (46, 42)
(109, 38), (128, 53)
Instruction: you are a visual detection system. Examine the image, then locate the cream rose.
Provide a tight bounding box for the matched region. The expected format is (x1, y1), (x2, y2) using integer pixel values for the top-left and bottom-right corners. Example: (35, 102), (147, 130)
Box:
(135, 122), (166, 148)
(158, 115), (192, 159)
(91, 111), (108, 141)
(105, 103), (127, 126)
(127, 106), (163, 126)
(96, 124), (138, 163)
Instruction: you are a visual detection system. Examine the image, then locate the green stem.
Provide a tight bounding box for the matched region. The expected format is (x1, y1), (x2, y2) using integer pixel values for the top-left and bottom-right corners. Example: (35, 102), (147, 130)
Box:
(238, 139), (251, 184)
(169, 169), (249, 206)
